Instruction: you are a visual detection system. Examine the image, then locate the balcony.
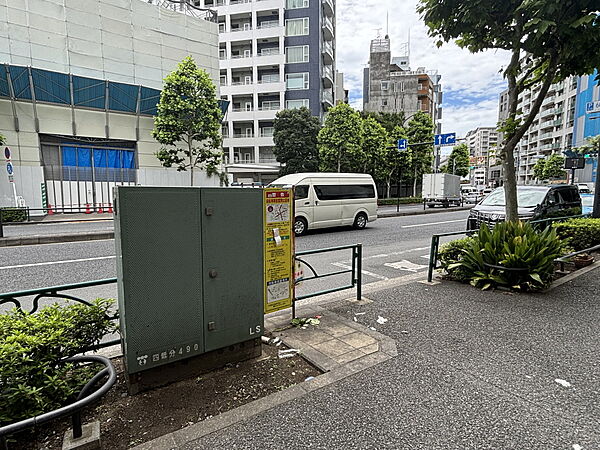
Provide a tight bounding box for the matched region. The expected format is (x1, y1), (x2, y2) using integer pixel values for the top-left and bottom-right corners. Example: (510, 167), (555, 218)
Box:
(539, 132), (554, 140)
(258, 101), (281, 111)
(322, 0), (334, 17)
(322, 16), (334, 40)
(256, 20), (280, 29)
(322, 41), (334, 64)
(322, 88), (334, 106)
(322, 65), (334, 87)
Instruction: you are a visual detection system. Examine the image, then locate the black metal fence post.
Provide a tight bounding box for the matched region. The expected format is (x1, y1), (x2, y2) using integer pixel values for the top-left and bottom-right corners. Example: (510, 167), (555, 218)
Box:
(0, 208), (3, 238)
(427, 235), (439, 283)
(356, 243), (363, 301)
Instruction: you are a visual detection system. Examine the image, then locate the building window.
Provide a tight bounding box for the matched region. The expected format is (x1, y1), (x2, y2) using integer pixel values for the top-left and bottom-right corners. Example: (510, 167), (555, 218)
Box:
(381, 81), (389, 91)
(381, 99), (388, 107)
(286, 0), (309, 8)
(285, 45), (309, 63)
(286, 99), (309, 109)
(285, 18), (309, 36)
(286, 73), (309, 90)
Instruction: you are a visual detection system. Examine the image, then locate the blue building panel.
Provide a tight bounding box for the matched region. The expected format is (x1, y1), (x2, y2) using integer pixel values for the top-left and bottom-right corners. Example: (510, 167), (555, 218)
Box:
(73, 76), (106, 109)
(31, 69), (70, 104)
(108, 82), (138, 113)
(8, 66), (32, 100)
(573, 70), (600, 147)
(0, 66), (9, 98)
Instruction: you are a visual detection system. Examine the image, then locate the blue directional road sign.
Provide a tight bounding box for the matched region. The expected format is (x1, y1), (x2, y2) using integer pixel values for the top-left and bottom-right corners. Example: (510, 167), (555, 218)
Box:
(434, 133), (457, 146)
(6, 162), (13, 175)
(397, 139), (408, 150)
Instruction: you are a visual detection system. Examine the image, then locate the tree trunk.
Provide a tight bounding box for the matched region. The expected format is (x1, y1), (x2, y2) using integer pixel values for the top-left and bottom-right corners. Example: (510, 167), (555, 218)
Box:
(412, 166), (417, 197)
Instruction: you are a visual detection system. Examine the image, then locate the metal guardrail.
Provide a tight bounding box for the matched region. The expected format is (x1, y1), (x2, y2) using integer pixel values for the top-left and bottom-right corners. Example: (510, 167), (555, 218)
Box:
(0, 355), (117, 450)
(555, 244), (600, 272)
(0, 278), (120, 352)
(427, 214), (594, 282)
(293, 244), (362, 318)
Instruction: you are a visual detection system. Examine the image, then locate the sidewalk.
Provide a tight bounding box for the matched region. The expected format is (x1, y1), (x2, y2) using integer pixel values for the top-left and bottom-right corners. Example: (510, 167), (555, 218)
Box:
(136, 266), (600, 449)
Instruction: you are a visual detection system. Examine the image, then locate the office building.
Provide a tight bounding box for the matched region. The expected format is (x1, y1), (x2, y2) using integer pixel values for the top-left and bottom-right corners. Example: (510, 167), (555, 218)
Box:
(198, 0), (336, 184)
(0, 0), (220, 211)
(363, 36), (442, 133)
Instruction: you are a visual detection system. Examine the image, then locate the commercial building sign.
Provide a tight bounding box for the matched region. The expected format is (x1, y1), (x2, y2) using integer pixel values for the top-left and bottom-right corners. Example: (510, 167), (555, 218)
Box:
(263, 188), (294, 314)
(586, 100), (600, 114)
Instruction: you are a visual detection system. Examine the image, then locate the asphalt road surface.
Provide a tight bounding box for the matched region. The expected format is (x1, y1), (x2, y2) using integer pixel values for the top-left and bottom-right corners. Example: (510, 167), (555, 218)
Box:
(0, 210), (470, 312)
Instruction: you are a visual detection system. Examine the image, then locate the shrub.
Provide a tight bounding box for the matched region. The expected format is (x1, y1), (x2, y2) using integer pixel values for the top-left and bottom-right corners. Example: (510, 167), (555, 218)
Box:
(377, 196), (422, 206)
(451, 221), (563, 291)
(0, 299), (116, 425)
(438, 236), (474, 282)
(0, 207), (27, 223)
(553, 218), (600, 252)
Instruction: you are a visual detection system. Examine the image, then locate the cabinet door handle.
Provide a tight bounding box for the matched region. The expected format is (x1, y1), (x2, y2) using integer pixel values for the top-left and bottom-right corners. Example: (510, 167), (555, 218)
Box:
(304, 201), (310, 205)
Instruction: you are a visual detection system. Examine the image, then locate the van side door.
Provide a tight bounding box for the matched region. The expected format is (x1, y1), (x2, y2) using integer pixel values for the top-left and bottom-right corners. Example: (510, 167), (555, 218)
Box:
(312, 182), (343, 228)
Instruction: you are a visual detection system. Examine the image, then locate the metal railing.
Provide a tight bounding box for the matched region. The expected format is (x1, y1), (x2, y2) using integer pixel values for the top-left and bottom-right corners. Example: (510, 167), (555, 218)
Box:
(293, 244), (362, 318)
(0, 355), (117, 449)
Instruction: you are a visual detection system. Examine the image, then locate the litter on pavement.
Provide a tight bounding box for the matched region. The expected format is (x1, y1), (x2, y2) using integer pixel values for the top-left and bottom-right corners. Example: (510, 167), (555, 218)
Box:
(278, 348), (301, 359)
(554, 378), (572, 388)
(291, 317), (321, 329)
(376, 316), (388, 325)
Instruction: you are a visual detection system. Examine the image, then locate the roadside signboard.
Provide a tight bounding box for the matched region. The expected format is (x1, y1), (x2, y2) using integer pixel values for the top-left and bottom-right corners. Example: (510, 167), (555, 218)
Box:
(434, 133), (456, 146)
(263, 188), (294, 314)
(397, 139), (408, 150)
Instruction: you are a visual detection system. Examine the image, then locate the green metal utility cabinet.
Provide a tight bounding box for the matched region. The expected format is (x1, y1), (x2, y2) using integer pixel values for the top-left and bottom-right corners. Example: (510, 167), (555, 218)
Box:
(114, 186), (264, 379)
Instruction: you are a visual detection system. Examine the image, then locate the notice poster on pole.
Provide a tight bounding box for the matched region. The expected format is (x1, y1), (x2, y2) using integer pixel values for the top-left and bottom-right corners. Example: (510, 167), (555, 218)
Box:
(263, 188), (294, 314)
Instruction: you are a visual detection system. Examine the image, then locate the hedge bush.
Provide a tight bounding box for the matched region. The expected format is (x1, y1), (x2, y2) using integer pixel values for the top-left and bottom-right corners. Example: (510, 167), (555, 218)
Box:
(450, 222), (563, 291)
(0, 207), (27, 223)
(553, 218), (600, 252)
(0, 299), (116, 425)
(438, 237), (474, 282)
(377, 196), (422, 206)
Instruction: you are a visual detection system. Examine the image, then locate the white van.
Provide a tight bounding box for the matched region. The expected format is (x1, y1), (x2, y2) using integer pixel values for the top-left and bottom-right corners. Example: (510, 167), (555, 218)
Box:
(269, 173), (378, 235)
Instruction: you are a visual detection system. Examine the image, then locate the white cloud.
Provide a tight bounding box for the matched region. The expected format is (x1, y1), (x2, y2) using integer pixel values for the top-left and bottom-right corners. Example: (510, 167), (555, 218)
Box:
(336, 0), (510, 136)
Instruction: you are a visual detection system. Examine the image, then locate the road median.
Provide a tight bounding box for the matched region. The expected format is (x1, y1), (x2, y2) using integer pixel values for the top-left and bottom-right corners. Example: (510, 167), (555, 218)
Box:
(0, 231), (114, 247)
(377, 204), (473, 218)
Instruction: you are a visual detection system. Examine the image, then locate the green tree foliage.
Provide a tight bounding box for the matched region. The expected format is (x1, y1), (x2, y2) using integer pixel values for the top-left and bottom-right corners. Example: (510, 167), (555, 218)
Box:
(361, 117), (388, 176)
(441, 143), (470, 177)
(405, 111), (434, 196)
(152, 56), (225, 186)
(272, 107), (321, 176)
(418, 0), (600, 221)
(318, 103), (364, 172)
(532, 154), (566, 181)
(378, 126), (412, 198)
(360, 111), (406, 135)
(577, 134), (600, 157)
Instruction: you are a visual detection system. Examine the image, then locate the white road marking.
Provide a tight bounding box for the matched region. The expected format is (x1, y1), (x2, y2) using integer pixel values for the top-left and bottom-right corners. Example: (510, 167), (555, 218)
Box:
(0, 256), (115, 270)
(384, 260), (428, 272)
(332, 262), (389, 281)
(420, 255), (430, 260)
(340, 246), (429, 264)
(401, 219), (465, 228)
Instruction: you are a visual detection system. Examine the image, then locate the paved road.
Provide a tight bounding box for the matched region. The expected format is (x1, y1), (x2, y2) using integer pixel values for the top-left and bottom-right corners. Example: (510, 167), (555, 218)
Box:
(0, 210), (470, 311)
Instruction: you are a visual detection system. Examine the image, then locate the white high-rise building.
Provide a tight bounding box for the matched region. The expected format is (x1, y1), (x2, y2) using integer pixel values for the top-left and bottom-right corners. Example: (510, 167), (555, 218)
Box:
(498, 77), (578, 184)
(465, 127), (498, 186)
(195, 0), (337, 184)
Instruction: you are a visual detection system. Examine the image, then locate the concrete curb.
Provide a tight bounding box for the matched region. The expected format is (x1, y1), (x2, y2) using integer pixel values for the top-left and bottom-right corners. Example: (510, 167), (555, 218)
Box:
(377, 204), (473, 218)
(132, 304), (397, 450)
(0, 231), (114, 247)
(545, 260), (600, 291)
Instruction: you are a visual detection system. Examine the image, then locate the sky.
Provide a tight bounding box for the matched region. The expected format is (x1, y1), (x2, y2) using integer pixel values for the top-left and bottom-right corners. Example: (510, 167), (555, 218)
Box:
(335, 0), (511, 139)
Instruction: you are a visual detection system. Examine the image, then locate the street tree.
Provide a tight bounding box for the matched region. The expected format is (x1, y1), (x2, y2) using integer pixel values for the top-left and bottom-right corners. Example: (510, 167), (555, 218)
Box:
(361, 111), (406, 135)
(272, 107), (320, 176)
(153, 56), (225, 186)
(418, 0), (600, 221)
(441, 143), (470, 177)
(532, 154), (566, 181)
(405, 111), (434, 196)
(318, 103), (364, 172)
(361, 116), (388, 176)
(380, 125), (412, 198)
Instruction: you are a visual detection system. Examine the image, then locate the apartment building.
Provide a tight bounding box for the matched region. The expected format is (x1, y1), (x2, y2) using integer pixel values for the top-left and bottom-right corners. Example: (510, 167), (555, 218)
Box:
(0, 0), (220, 211)
(196, 0), (336, 183)
(508, 77), (578, 184)
(465, 127), (498, 186)
(363, 36), (442, 133)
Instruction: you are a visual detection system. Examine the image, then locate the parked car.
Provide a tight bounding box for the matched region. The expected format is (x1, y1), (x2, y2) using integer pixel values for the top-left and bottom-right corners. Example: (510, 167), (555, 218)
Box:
(581, 193), (594, 215)
(467, 185), (582, 230)
(269, 173), (378, 236)
(577, 183), (592, 194)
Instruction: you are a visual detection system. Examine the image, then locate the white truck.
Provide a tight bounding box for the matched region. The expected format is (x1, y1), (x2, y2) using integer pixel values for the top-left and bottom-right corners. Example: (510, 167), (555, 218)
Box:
(422, 173), (462, 208)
